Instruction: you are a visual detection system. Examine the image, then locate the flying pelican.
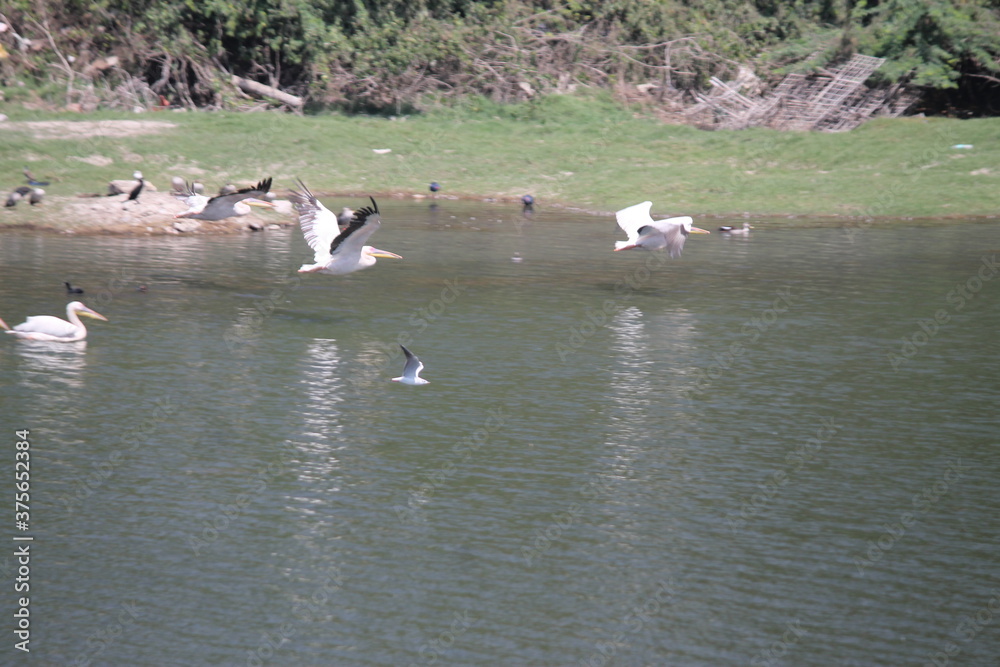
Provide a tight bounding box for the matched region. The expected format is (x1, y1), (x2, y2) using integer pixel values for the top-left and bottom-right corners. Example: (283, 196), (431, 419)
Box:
(174, 177), (275, 220)
(4, 301), (108, 342)
(64, 282), (84, 294)
(392, 345), (430, 385)
(290, 179), (401, 275)
(613, 201), (710, 257)
(719, 222), (753, 235)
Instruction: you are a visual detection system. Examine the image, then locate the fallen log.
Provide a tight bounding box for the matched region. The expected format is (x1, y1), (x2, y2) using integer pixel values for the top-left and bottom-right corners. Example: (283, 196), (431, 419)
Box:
(231, 75), (303, 108)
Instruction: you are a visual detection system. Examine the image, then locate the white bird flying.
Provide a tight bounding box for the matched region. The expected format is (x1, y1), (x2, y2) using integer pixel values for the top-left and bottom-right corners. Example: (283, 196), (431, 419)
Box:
(174, 177), (275, 220)
(392, 345), (430, 385)
(613, 201), (710, 257)
(4, 301), (108, 342)
(719, 222), (753, 235)
(290, 179), (401, 275)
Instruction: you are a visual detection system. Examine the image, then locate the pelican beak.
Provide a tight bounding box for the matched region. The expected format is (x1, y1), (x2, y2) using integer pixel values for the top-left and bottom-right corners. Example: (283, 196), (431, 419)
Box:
(690, 227), (711, 234)
(370, 248), (402, 259)
(614, 244), (637, 252)
(80, 307), (108, 322)
(0, 317), (8, 331)
(245, 198), (277, 209)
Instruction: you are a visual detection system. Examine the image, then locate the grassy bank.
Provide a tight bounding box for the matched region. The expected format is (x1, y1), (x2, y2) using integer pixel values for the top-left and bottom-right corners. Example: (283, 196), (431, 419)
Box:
(2, 95), (998, 229)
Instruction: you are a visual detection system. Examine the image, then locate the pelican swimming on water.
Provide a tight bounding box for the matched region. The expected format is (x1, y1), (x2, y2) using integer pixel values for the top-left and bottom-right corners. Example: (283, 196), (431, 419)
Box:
(392, 345), (430, 385)
(290, 179), (401, 275)
(174, 177), (275, 220)
(614, 201), (710, 257)
(4, 301), (108, 342)
(719, 222), (753, 235)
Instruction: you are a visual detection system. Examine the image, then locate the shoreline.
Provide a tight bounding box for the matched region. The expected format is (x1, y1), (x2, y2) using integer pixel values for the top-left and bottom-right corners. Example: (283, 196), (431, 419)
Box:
(3, 190), (995, 237)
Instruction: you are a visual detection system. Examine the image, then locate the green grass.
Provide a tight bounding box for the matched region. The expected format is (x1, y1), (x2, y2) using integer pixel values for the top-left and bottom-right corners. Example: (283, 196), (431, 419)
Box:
(1, 94), (998, 225)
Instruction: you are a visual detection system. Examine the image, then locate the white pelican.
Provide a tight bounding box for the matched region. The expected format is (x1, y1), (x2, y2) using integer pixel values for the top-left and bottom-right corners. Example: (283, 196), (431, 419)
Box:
(4, 301), (108, 342)
(174, 177), (275, 220)
(719, 222), (753, 235)
(392, 345), (430, 385)
(290, 179), (401, 275)
(614, 201), (710, 257)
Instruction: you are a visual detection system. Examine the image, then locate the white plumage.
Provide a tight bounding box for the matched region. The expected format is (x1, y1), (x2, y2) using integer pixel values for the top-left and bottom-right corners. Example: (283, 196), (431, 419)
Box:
(614, 201), (709, 257)
(392, 345), (430, 385)
(290, 179), (401, 275)
(3, 301), (108, 342)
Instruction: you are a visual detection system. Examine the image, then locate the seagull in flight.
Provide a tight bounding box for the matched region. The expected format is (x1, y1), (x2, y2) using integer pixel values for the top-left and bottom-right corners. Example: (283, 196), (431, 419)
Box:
(392, 345), (430, 385)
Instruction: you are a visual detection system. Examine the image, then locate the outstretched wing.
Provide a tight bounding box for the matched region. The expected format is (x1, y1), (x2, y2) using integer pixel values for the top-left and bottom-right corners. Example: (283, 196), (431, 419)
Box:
(289, 179), (340, 262)
(328, 197), (382, 259)
(615, 201), (654, 248)
(400, 345), (424, 380)
(199, 177), (272, 220)
(650, 216), (693, 258)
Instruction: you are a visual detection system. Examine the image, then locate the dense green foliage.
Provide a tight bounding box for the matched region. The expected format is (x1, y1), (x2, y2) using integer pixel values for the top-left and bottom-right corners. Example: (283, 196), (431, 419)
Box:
(1, 0), (998, 114)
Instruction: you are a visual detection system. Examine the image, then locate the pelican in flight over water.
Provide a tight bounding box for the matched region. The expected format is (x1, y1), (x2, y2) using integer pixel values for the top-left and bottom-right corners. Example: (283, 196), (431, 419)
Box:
(290, 179), (401, 275)
(614, 201), (710, 257)
(3, 301), (108, 342)
(174, 177), (275, 220)
(392, 345), (430, 385)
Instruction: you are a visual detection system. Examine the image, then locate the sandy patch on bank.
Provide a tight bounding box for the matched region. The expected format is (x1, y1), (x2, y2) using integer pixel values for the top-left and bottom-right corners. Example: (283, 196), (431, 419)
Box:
(0, 119), (177, 140)
(3, 190), (293, 235)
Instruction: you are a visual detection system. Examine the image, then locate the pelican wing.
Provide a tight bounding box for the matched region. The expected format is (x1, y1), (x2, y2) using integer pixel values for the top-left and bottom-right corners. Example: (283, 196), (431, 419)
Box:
(196, 177), (273, 220)
(289, 179), (340, 262)
(615, 201), (654, 246)
(650, 216), (693, 258)
(328, 197), (382, 259)
(14, 315), (78, 339)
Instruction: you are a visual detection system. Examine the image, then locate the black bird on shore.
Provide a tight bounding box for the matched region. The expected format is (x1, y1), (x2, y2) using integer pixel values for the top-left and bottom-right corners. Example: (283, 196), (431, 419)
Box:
(127, 171), (145, 202)
(429, 181), (441, 193)
(64, 282), (85, 294)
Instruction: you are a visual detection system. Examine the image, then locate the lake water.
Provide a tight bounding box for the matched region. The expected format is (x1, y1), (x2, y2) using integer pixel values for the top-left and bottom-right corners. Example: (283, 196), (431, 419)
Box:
(1, 200), (998, 666)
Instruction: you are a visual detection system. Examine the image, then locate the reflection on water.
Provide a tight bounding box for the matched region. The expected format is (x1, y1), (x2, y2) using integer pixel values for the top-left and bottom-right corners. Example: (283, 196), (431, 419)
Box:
(1, 206), (998, 665)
